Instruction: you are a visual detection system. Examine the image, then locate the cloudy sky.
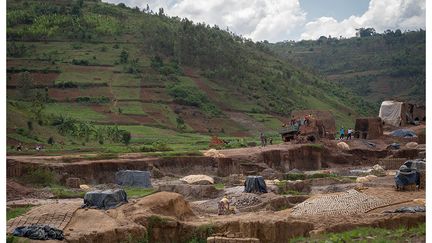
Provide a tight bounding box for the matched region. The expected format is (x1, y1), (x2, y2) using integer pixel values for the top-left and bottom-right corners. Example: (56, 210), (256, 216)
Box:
(103, 0), (425, 42)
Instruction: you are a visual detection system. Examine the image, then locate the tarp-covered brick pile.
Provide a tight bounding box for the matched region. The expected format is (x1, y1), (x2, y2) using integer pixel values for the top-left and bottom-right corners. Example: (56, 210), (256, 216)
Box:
(116, 170), (152, 188)
(82, 189), (128, 209)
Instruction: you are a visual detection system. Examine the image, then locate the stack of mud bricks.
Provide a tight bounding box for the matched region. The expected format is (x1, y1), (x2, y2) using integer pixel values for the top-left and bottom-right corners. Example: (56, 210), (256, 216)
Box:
(66, 177), (81, 188)
(7, 160), (22, 177)
(378, 158), (406, 170)
(207, 236), (260, 243)
(420, 171), (426, 189)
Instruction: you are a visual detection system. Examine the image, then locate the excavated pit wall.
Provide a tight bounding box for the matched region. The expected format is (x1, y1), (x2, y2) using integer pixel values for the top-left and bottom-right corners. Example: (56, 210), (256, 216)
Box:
(8, 145), (323, 184)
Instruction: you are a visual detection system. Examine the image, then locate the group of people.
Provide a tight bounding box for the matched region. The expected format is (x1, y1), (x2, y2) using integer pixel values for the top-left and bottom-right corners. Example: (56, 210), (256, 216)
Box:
(15, 143), (43, 152)
(284, 114), (314, 128)
(339, 127), (353, 140)
(259, 132), (272, 147)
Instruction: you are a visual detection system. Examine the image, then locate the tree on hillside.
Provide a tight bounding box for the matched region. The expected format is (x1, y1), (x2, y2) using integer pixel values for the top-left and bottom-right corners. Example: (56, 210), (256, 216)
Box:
(17, 71), (33, 100)
(119, 49), (129, 63)
(176, 116), (185, 130)
(31, 91), (45, 123)
(158, 8), (164, 16)
(356, 28), (376, 38)
(121, 131), (131, 145)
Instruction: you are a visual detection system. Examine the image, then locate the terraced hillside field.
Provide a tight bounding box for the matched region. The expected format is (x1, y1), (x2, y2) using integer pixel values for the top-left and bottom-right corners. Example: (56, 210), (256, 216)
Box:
(6, 0), (376, 154)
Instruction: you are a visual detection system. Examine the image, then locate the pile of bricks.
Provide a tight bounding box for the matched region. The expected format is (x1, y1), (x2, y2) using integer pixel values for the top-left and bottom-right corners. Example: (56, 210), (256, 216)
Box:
(291, 190), (390, 217)
(7, 202), (80, 233)
(378, 158), (406, 170)
(207, 236), (260, 243)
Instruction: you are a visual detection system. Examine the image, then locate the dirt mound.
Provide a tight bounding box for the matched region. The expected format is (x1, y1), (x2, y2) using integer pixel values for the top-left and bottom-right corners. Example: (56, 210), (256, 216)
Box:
(123, 192), (195, 221)
(65, 208), (146, 243)
(7, 179), (36, 200)
(158, 184), (222, 200)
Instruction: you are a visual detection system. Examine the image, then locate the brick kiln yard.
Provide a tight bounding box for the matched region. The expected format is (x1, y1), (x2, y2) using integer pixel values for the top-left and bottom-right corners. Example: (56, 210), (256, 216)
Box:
(6, 125), (426, 242)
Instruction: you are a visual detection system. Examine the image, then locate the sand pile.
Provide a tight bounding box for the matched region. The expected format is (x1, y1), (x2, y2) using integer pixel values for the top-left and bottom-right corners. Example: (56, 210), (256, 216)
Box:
(204, 149), (226, 158)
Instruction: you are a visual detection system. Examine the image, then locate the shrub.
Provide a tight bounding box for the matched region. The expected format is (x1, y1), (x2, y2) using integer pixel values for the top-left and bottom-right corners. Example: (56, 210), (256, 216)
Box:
(22, 168), (56, 186)
(284, 173), (306, 181)
(76, 96), (110, 104)
(71, 59), (89, 65)
(27, 120), (33, 130)
(54, 81), (78, 88)
(167, 84), (221, 117)
(47, 136), (54, 145)
(121, 131), (131, 145)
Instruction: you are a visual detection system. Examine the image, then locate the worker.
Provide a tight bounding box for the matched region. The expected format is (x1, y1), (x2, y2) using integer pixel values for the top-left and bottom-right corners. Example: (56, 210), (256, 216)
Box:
(260, 132), (266, 147)
(347, 128), (353, 140)
(218, 194), (230, 215)
(339, 127), (345, 140)
(269, 137), (273, 145)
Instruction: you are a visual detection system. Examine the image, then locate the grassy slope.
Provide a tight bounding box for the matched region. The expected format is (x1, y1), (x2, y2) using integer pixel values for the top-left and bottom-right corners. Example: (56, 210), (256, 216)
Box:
(290, 223), (425, 243)
(269, 31), (425, 105)
(6, 0), (377, 153)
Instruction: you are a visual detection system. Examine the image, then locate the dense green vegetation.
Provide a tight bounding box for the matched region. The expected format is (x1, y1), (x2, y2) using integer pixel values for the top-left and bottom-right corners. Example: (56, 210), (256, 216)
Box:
(269, 29), (425, 105)
(6, 0), (384, 153)
(290, 223), (425, 243)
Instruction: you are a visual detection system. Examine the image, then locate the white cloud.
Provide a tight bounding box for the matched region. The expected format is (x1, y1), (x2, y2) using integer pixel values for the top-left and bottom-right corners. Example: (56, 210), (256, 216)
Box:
(104, 0), (306, 42)
(103, 0), (425, 42)
(301, 0), (425, 40)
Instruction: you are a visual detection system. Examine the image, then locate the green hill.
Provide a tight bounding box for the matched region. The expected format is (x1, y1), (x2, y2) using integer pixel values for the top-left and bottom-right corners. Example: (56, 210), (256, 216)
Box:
(268, 30), (425, 104)
(6, 0), (376, 154)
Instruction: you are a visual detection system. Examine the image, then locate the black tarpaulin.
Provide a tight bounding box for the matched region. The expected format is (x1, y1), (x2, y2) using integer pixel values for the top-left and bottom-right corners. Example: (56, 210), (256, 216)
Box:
(115, 170), (152, 188)
(82, 189), (128, 209)
(244, 176), (267, 193)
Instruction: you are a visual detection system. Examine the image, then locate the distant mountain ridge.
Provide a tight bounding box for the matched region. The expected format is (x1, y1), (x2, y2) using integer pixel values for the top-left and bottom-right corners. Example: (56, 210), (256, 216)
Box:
(267, 30), (425, 105)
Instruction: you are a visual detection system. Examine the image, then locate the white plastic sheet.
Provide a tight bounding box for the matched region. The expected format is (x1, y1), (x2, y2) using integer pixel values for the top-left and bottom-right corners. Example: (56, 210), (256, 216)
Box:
(379, 101), (403, 127)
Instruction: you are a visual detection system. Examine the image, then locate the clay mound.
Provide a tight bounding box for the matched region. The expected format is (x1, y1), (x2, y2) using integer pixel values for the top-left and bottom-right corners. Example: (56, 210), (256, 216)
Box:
(123, 192), (195, 221)
(337, 142), (350, 150)
(203, 149), (226, 158)
(7, 179), (35, 200)
(406, 142), (418, 149)
(158, 184), (221, 200)
(180, 174), (214, 185)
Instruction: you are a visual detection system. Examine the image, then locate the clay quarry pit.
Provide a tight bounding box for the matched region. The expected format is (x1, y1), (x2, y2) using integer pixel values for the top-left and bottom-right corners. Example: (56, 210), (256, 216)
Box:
(6, 125), (426, 242)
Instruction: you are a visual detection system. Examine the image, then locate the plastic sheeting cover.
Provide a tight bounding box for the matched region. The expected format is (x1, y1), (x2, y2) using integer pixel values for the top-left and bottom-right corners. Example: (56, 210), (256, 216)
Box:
(13, 225), (64, 240)
(379, 101), (403, 127)
(390, 129), (417, 138)
(244, 176), (267, 193)
(116, 170), (152, 188)
(82, 189), (128, 209)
